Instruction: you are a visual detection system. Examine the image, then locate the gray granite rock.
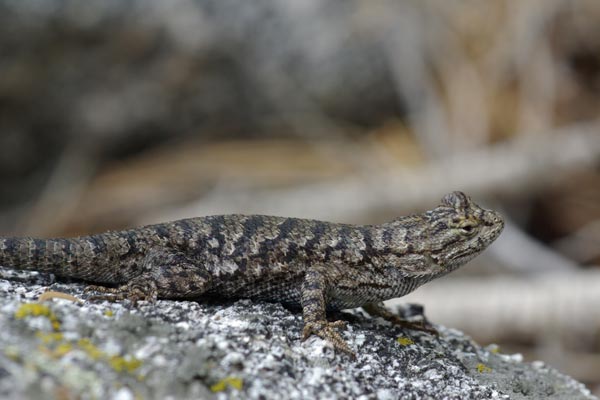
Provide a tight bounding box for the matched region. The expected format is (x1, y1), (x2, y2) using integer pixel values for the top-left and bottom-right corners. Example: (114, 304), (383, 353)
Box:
(0, 269), (595, 400)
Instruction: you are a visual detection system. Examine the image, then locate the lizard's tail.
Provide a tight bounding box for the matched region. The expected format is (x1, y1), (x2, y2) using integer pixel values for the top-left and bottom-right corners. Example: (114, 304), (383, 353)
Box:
(0, 234), (139, 284)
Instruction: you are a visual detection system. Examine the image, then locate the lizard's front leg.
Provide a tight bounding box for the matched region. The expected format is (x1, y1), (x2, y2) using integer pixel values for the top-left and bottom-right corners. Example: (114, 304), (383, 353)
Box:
(86, 248), (212, 303)
(362, 301), (438, 335)
(300, 268), (353, 356)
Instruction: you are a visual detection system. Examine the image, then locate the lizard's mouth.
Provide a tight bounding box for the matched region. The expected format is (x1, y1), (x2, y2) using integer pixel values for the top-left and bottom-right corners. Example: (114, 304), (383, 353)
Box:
(448, 252), (480, 269)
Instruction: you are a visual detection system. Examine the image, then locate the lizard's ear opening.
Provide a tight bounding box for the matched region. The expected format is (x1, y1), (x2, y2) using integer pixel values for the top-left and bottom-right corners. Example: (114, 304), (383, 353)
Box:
(441, 191), (470, 209)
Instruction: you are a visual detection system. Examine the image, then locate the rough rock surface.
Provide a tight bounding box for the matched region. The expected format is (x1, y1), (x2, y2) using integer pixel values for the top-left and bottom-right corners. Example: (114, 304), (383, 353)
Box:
(0, 268), (595, 400)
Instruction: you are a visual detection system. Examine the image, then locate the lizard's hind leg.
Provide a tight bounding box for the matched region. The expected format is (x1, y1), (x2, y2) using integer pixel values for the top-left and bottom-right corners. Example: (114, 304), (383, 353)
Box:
(86, 248), (212, 304)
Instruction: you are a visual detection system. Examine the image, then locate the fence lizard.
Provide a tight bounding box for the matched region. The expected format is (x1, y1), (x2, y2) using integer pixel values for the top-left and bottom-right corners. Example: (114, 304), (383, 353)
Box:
(0, 191), (503, 355)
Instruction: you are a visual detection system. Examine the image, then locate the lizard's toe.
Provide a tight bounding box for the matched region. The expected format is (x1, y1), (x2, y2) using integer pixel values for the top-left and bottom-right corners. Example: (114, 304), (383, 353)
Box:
(84, 285), (123, 302)
(388, 316), (439, 335)
(328, 320), (347, 329)
(302, 320), (355, 358)
(86, 278), (158, 305)
(83, 284), (117, 294)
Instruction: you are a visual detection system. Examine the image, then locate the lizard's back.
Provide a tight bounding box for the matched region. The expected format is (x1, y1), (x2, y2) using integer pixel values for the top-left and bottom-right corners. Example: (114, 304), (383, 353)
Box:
(180, 215), (369, 306)
(0, 214), (367, 302)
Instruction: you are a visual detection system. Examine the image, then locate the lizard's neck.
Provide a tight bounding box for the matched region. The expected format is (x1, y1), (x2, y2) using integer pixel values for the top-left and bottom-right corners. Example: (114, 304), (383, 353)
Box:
(365, 217), (431, 256)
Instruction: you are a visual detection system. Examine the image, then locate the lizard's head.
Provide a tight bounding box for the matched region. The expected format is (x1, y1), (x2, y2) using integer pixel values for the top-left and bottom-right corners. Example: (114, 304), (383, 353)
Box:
(425, 191), (504, 270)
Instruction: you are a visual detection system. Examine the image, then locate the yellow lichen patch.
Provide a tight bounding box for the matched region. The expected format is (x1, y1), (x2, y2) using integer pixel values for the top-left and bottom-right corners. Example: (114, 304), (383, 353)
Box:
(109, 355), (142, 373)
(14, 303), (61, 331)
(77, 338), (104, 361)
(4, 346), (21, 362)
(210, 377), (243, 392)
(15, 303), (143, 377)
(476, 363), (492, 373)
(36, 332), (64, 344)
(396, 337), (414, 346)
(53, 343), (74, 357)
(15, 303), (52, 318)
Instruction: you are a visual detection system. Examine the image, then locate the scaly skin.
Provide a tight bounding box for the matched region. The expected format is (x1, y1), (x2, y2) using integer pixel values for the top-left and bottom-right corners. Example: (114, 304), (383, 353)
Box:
(0, 191), (504, 355)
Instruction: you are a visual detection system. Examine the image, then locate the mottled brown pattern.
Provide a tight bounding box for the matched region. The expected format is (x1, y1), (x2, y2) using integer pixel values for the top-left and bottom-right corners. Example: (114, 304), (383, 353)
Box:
(0, 191), (504, 355)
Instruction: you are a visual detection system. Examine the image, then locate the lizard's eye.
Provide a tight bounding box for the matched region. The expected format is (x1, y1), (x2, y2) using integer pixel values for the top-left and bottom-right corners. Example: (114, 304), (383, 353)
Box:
(460, 224), (476, 235)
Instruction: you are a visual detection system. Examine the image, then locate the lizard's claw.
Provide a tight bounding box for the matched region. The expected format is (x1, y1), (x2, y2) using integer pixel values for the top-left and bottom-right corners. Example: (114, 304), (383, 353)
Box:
(302, 320), (355, 358)
(85, 279), (158, 305)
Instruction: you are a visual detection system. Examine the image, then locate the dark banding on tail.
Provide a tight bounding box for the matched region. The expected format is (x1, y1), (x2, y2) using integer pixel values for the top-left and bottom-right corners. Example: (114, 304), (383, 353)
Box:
(0, 233), (146, 284)
(1, 237), (41, 270)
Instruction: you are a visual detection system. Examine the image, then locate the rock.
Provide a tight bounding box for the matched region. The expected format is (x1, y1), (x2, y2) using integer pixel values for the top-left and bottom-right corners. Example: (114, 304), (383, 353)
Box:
(0, 269), (595, 400)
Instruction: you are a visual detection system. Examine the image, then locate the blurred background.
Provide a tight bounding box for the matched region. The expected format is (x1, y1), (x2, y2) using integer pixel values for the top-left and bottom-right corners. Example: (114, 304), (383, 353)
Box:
(0, 0), (599, 393)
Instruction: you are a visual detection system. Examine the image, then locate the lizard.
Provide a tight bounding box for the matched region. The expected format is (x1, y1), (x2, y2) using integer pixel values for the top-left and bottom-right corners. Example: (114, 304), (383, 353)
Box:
(0, 191), (504, 355)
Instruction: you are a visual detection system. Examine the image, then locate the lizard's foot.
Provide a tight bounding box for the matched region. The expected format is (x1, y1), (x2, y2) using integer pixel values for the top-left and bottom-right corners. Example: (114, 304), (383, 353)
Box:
(385, 316), (439, 335)
(362, 302), (438, 335)
(302, 320), (355, 358)
(85, 278), (158, 304)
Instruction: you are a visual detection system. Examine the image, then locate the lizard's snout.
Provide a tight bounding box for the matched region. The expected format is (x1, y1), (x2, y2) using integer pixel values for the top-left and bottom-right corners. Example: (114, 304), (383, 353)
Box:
(483, 210), (504, 229)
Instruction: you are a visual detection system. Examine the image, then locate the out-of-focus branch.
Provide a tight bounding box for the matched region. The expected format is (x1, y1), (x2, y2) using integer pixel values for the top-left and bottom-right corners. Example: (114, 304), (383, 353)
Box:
(155, 122), (600, 224)
(388, 269), (600, 346)
(553, 219), (600, 264)
(20, 142), (99, 237)
(489, 216), (580, 273)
